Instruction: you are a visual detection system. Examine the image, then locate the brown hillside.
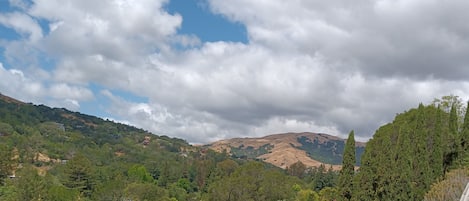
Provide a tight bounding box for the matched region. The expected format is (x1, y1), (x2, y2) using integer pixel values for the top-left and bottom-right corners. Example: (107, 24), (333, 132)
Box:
(0, 93), (25, 105)
(207, 132), (365, 170)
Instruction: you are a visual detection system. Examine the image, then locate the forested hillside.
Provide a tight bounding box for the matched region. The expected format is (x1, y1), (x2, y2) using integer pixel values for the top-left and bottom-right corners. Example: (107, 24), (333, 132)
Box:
(1, 93), (468, 201)
(0, 94), (338, 201)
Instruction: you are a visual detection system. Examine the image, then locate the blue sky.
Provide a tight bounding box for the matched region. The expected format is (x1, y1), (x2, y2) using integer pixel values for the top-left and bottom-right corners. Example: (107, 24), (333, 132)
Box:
(0, 0), (247, 120)
(165, 0), (247, 43)
(1, 0), (469, 144)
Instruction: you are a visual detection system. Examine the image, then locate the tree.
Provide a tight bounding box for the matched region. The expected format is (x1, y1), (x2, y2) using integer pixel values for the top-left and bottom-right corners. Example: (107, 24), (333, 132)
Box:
(124, 182), (170, 201)
(461, 101), (469, 153)
(287, 161), (307, 178)
(207, 161), (301, 201)
(338, 130), (355, 201)
(14, 166), (47, 201)
(47, 185), (80, 201)
(319, 187), (339, 201)
(444, 103), (460, 170)
(128, 164), (154, 183)
(307, 164), (337, 192)
(0, 145), (15, 185)
(296, 189), (319, 201)
(430, 105), (443, 179)
(63, 153), (95, 197)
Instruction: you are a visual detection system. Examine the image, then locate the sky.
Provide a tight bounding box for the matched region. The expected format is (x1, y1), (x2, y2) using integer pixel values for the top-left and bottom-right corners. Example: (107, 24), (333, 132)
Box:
(1, 0), (469, 144)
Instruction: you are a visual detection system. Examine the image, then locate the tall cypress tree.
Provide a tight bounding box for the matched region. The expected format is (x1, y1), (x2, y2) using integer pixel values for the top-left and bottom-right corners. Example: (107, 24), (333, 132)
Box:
(444, 103), (459, 170)
(338, 130), (355, 201)
(430, 105), (443, 178)
(460, 101), (469, 165)
(413, 104), (430, 196)
(461, 101), (469, 152)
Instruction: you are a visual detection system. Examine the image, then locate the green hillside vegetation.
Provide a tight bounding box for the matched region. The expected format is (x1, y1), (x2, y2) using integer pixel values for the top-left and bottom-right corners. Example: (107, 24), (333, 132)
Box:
(352, 96), (469, 201)
(230, 144), (274, 159)
(1, 93), (469, 200)
(295, 135), (365, 165)
(0, 94), (338, 201)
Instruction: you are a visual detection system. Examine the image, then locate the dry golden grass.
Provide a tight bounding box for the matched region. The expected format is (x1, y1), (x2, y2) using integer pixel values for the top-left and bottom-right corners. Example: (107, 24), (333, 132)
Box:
(208, 132), (347, 170)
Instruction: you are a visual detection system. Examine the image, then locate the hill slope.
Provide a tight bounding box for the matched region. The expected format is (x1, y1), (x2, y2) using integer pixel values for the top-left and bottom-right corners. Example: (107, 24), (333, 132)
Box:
(206, 132), (365, 169)
(0, 93), (340, 200)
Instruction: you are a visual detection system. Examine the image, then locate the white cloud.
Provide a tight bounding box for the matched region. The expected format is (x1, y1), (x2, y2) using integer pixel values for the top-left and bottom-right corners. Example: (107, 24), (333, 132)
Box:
(0, 63), (94, 111)
(0, 12), (42, 42)
(48, 83), (93, 101)
(3, 0), (469, 144)
(8, 0), (30, 10)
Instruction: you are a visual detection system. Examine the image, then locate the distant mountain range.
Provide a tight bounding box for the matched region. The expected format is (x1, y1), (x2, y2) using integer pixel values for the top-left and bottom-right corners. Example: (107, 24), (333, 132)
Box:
(0, 93), (365, 171)
(205, 132), (365, 169)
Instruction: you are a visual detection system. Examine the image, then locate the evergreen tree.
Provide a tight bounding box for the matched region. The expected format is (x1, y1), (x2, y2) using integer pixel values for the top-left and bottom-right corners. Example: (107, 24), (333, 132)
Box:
(0, 145), (15, 185)
(444, 103), (460, 170)
(64, 153), (95, 197)
(430, 105), (443, 179)
(338, 130), (355, 201)
(412, 104), (431, 196)
(461, 101), (469, 153)
(392, 124), (414, 200)
(354, 104), (449, 200)
(15, 166), (47, 201)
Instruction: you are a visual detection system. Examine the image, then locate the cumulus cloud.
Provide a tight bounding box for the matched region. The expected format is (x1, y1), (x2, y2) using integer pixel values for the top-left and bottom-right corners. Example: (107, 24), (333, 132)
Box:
(0, 12), (42, 42)
(2, 0), (469, 143)
(0, 63), (93, 111)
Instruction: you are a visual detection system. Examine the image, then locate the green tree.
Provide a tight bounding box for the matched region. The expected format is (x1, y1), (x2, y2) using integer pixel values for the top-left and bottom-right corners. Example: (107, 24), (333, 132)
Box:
(444, 103), (460, 171)
(287, 161), (307, 178)
(124, 182), (170, 201)
(128, 164), (154, 183)
(215, 159), (239, 178)
(307, 164), (337, 192)
(91, 175), (126, 201)
(461, 101), (469, 153)
(0, 145), (15, 185)
(47, 185), (80, 201)
(63, 153), (95, 197)
(338, 130), (355, 201)
(353, 104), (451, 200)
(14, 166), (47, 201)
(296, 189), (319, 201)
(319, 187), (339, 201)
(207, 161), (301, 201)
(430, 105), (444, 179)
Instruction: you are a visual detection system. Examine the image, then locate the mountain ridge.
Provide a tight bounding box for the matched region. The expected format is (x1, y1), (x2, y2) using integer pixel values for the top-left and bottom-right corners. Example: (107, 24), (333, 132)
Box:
(206, 132), (365, 169)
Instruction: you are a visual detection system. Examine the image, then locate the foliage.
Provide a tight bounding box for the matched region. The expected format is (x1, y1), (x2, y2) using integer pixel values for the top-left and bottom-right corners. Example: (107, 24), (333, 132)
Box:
(13, 166), (47, 201)
(338, 130), (355, 201)
(0, 144), (15, 185)
(318, 187), (339, 201)
(230, 144), (274, 159)
(63, 153), (95, 197)
(296, 136), (364, 165)
(424, 169), (469, 201)
(287, 161), (307, 178)
(354, 100), (469, 200)
(207, 161), (302, 201)
(3, 93), (469, 201)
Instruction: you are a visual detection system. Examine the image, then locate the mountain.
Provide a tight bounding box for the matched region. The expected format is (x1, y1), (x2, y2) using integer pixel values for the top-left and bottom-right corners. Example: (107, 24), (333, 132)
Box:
(0, 92), (341, 200)
(206, 132), (365, 169)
